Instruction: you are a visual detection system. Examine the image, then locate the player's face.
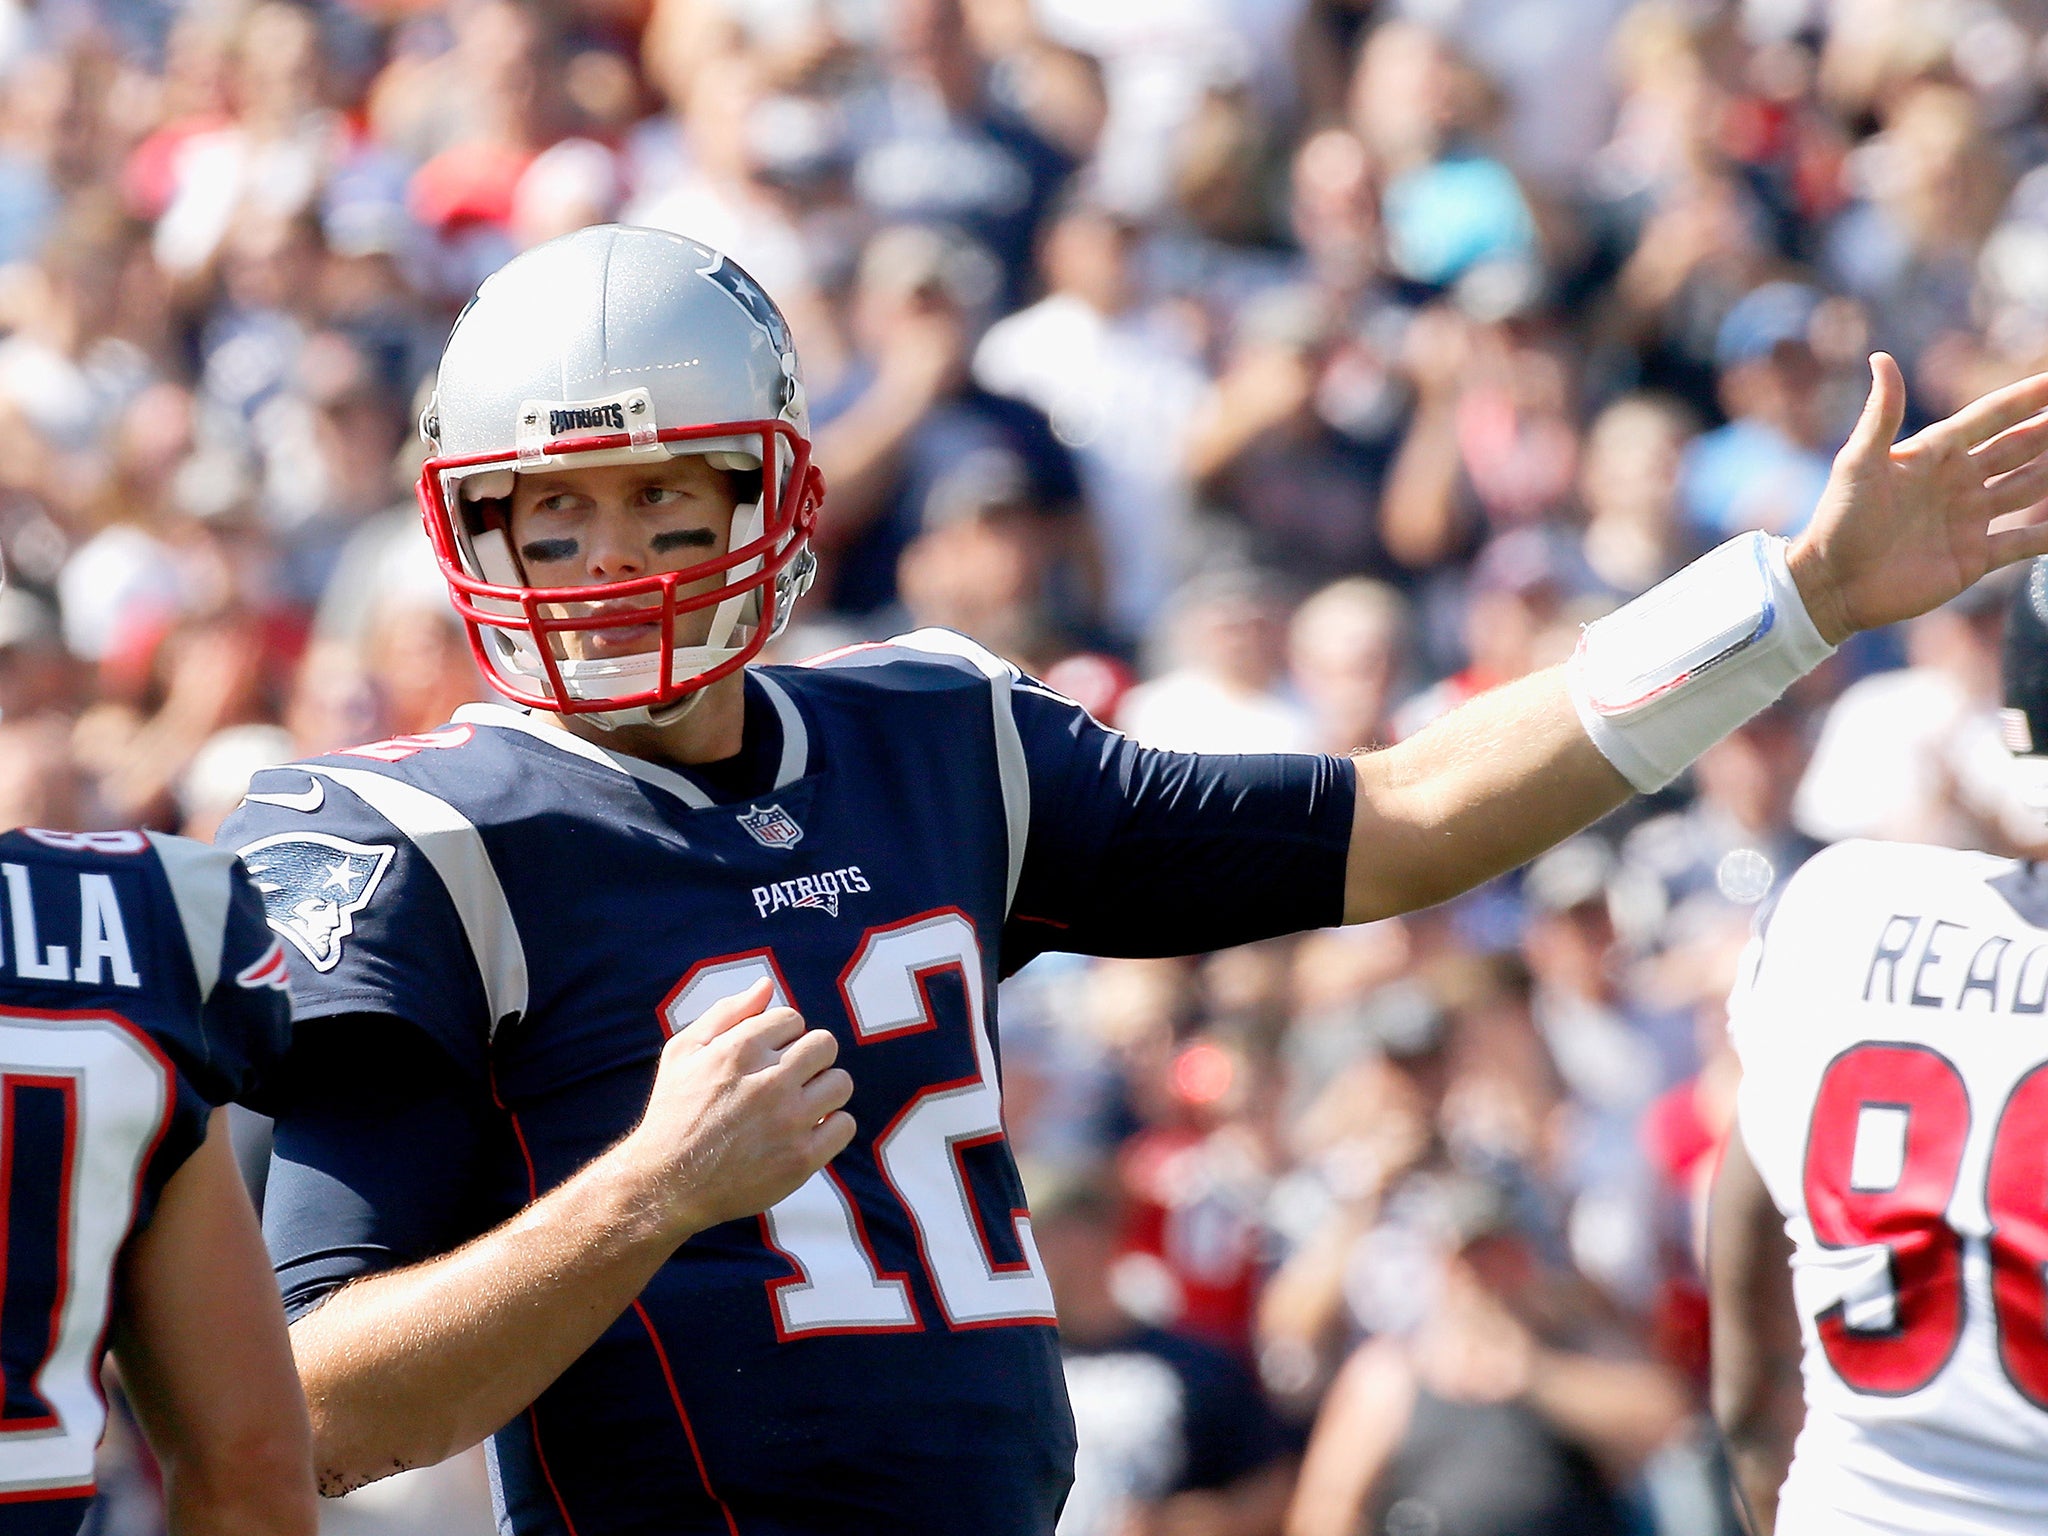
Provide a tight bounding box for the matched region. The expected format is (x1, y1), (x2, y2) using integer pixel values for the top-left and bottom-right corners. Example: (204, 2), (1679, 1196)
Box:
(507, 457), (740, 661)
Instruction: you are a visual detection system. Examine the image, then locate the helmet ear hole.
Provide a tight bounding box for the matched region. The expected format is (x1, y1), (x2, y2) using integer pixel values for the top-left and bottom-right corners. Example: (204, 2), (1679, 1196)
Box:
(725, 468), (764, 508)
(462, 495), (512, 539)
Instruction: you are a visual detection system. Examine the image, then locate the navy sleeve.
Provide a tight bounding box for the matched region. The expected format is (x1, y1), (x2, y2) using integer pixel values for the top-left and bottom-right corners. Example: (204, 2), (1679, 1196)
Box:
(190, 860), (295, 1107)
(1002, 682), (1355, 968)
(262, 1013), (502, 1321)
(121, 834), (293, 1219)
(219, 768), (495, 1084)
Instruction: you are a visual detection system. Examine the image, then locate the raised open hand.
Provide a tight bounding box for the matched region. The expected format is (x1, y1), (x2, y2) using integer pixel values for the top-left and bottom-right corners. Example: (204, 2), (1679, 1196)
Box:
(1790, 353), (2048, 644)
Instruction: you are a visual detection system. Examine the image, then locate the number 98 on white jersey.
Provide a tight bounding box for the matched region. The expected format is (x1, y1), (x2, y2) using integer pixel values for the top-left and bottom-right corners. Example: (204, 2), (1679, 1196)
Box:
(1734, 838), (2048, 1535)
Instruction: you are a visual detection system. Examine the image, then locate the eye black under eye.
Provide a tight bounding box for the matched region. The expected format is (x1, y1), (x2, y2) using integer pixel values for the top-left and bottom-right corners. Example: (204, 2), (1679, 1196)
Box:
(520, 538), (579, 562)
(651, 528), (718, 553)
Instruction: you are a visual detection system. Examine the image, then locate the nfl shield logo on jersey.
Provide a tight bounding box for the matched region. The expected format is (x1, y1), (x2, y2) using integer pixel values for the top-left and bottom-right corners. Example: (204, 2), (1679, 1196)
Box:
(737, 803), (804, 850)
(237, 832), (396, 972)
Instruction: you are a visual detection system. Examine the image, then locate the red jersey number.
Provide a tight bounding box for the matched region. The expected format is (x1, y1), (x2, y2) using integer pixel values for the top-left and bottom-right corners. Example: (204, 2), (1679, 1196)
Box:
(1801, 1042), (2048, 1404)
(1802, 1044), (1968, 1396)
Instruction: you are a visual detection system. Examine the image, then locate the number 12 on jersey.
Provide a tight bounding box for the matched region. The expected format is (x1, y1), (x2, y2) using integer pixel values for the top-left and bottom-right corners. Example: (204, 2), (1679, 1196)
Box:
(1802, 1041), (2048, 1404)
(659, 909), (1056, 1340)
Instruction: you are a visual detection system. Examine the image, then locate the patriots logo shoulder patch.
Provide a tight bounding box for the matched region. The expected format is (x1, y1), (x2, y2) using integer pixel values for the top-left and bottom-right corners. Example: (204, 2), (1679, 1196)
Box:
(236, 833), (396, 973)
(737, 803), (804, 849)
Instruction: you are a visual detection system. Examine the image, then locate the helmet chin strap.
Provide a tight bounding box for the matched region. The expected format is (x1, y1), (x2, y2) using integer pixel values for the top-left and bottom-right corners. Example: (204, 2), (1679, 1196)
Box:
(707, 495), (768, 642)
(582, 687), (714, 732)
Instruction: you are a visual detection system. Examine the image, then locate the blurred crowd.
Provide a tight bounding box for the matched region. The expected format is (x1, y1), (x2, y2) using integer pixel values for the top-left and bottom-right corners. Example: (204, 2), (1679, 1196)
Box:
(11, 0), (2048, 1531)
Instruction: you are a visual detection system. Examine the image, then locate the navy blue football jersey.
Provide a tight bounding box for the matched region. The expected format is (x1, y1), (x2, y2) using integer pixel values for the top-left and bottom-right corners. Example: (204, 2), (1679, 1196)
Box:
(0, 827), (290, 1536)
(229, 631), (1353, 1536)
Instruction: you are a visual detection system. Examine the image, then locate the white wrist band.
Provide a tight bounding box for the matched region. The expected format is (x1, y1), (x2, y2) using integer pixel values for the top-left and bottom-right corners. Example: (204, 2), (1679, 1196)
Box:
(1566, 531), (1836, 793)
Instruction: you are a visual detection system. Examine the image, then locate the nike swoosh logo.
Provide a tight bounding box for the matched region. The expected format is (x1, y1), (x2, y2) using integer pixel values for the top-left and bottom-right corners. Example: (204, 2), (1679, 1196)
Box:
(244, 778), (325, 813)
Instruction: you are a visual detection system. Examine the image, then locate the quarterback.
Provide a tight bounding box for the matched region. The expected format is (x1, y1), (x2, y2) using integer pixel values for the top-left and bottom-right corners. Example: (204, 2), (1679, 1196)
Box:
(1711, 563), (2048, 1536)
(227, 224), (2048, 1535)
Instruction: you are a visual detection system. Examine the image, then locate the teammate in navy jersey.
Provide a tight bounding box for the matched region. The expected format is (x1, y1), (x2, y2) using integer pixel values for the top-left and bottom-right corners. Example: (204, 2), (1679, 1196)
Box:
(226, 225), (2048, 1536)
(0, 825), (313, 1535)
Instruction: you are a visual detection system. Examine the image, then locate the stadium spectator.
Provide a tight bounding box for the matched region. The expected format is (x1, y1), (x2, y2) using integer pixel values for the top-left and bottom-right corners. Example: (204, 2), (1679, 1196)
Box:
(1120, 570), (1311, 753)
(1185, 283), (1410, 586)
(1038, 1172), (1294, 1536)
(974, 194), (1206, 635)
(1575, 392), (1699, 597)
(1286, 1173), (1690, 1536)
(1793, 572), (2020, 848)
(1287, 576), (1410, 754)
(1677, 281), (1837, 540)
(811, 222), (1083, 616)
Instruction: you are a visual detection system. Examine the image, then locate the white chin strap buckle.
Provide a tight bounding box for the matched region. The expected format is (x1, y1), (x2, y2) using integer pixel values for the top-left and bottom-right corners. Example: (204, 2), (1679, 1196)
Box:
(2010, 753), (2048, 816)
(1567, 531), (1836, 793)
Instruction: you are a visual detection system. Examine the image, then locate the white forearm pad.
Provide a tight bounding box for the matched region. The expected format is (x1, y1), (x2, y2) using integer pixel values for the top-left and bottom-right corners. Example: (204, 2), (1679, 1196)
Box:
(1565, 531), (1835, 793)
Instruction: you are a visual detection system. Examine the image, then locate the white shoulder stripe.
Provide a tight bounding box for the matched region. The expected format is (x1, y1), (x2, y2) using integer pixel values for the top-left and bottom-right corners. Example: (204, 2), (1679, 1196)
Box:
(1012, 679), (1122, 730)
(143, 832), (235, 999)
(754, 671), (809, 788)
(305, 765), (530, 1035)
(886, 629), (1030, 913)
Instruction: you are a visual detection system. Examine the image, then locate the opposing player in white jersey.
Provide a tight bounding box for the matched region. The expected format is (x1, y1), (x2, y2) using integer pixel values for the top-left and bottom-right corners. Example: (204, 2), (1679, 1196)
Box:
(1711, 558), (2048, 1535)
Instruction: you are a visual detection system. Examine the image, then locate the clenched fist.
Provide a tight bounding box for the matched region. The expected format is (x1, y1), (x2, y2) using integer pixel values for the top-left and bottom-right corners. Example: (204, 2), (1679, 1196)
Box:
(615, 977), (856, 1245)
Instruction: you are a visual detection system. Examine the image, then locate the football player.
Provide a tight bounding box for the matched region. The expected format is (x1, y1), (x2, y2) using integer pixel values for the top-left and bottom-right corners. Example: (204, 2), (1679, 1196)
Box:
(228, 224), (2048, 1536)
(1711, 562), (2048, 1536)
(0, 817), (314, 1533)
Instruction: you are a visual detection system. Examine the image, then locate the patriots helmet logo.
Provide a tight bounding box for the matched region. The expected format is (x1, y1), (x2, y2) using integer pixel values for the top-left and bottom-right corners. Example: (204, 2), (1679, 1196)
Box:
(237, 833), (396, 973)
(699, 253), (793, 358)
(737, 803), (804, 849)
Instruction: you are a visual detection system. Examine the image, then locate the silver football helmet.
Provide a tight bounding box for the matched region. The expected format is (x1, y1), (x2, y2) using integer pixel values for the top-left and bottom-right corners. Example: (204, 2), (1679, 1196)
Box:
(2004, 558), (2048, 814)
(417, 225), (821, 726)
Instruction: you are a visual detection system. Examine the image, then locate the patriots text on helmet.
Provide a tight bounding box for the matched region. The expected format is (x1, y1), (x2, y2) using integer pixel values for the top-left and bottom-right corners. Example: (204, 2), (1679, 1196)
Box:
(548, 404), (627, 437)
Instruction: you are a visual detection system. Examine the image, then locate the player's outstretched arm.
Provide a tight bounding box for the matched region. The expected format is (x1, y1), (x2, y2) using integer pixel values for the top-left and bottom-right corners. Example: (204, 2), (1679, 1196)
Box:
(288, 980), (854, 1496)
(1707, 1131), (1804, 1536)
(1342, 356), (2048, 924)
(113, 1109), (319, 1536)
